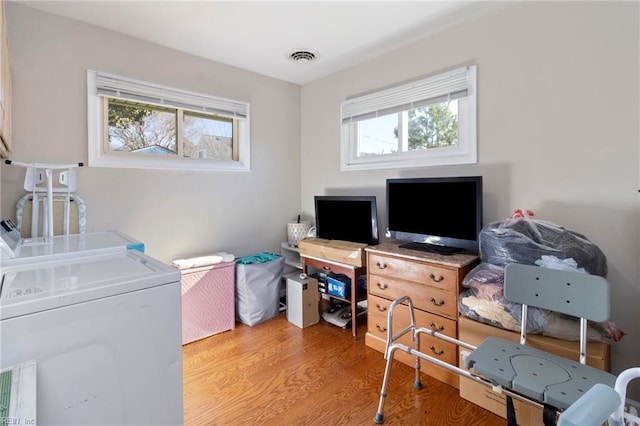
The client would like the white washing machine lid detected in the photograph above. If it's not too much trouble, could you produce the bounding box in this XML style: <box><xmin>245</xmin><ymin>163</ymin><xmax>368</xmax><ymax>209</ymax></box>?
<box><xmin>1</xmin><ymin>231</ymin><xmax>144</xmax><ymax>266</ymax></box>
<box><xmin>0</xmin><ymin>250</ymin><xmax>179</xmax><ymax>320</ymax></box>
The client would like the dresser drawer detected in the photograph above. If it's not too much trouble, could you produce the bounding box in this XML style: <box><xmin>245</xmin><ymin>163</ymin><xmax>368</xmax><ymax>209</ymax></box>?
<box><xmin>368</xmin><ymin>294</ymin><xmax>456</xmax><ymax>338</ymax></box>
<box><xmin>369</xmin><ymin>273</ymin><xmax>458</xmax><ymax>319</ymax></box>
<box><xmin>303</xmin><ymin>256</ymin><xmax>353</xmax><ymax>276</ymax></box>
<box><xmin>368</xmin><ymin>253</ymin><xmax>458</xmax><ymax>292</ymax></box>
<box><xmin>367</xmin><ymin>299</ymin><xmax>457</xmax><ymax>366</ymax></box>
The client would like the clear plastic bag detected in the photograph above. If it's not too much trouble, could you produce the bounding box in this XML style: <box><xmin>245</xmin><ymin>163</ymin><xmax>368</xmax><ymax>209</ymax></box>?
<box><xmin>479</xmin><ymin>214</ymin><xmax>607</xmax><ymax>277</ymax></box>
<box><xmin>458</xmin><ymin>261</ymin><xmax>625</xmax><ymax>343</ymax></box>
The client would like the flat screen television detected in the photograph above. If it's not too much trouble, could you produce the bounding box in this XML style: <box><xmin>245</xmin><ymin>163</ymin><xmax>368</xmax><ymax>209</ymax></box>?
<box><xmin>386</xmin><ymin>176</ymin><xmax>483</xmax><ymax>255</ymax></box>
<box><xmin>314</xmin><ymin>195</ymin><xmax>379</xmax><ymax>245</ymax></box>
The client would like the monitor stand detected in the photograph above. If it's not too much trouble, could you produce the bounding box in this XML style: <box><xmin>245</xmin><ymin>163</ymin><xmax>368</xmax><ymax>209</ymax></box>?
<box><xmin>399</xmin><ymin>241</ymin><xmax>462</xmax><ymax>256</ymax></box>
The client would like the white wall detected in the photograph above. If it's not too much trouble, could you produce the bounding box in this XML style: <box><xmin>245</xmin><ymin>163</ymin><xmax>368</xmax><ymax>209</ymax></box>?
<box><xmin>1</xmin><ymin>3</ymin><xmax>301</xmax><ymax>261</ymax></box>
<box><xmin>3</xmin><ymin>0</ymin><xmax>639</xmax><ymax>402</ymax></box>
<box><xmin>300</xmin><ymin>1</ymin><xmax>640</xmax><ymax>398</ymax></box>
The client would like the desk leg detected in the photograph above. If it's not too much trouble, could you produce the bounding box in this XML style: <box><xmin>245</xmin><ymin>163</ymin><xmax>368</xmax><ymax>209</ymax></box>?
<box><xmin>350</xmin><ymin>270</ymin><xmax>357</xmax><ymax>339</ymax></box>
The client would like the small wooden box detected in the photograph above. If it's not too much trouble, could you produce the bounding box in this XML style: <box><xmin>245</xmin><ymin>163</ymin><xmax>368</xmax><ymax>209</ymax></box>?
<box><xmin>298</xmin><ymin>238</ymin><xmax>367</xmax><ymax>267</ymax></box>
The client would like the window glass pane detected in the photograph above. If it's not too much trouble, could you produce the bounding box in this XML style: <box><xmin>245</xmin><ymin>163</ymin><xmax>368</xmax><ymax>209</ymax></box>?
<box><xmin>408</xmin><ymin>100</ymin><xmax>458</xmax><ymax>151</ymax></box>
<box><xmin>357</xmin><ymin>113</ymin><xmax>399</xmax><ymax>157</ymax></box>
<box><xmin>107</xmin><ymin>99</ymin><xmax>177</xmax><ymax>154</ymax></box>
<box><xmin>340</xmin><ymin>65</ymin><xmax>475</xmax><ymax>171</ymax></box>
<box><xmin>183</xmin><ymin>112</ymin><xmax>234</xmax><ymax>160</ymax></box>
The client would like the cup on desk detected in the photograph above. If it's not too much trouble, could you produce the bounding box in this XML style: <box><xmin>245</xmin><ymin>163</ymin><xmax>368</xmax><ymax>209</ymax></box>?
<box><xmin>287</xmin><ymin>221</ymin><xmax>311</xmax><ymax>247</ymax></box>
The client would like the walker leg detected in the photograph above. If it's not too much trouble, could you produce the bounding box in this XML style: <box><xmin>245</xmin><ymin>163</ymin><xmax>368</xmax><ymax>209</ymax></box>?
<box><xmin>374</xmin><ymin>346</ymin><xmax>398</xmax><ymax>424</ymax></box>
<box><xmin>413</xmin><ymin>360</ymin><xmax>423</xmax><ymax>389</ymax></box>
<box><xmin>414</xmin><ymin>334</ymin><xmax>423</xmax><ymax>389</ymax></box>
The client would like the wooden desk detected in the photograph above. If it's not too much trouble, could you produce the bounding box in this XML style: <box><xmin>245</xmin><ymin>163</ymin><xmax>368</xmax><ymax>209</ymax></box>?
<box><xmin>301</xmin><ymin>254</ymin><xmax>366</xmax><ymax>338</ymax></box>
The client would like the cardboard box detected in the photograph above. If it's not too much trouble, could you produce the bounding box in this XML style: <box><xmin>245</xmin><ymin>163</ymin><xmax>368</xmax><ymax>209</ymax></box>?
<box><xmin>286</xmin><ymin>276</ymin><xmax>320</xmax><ymax>329</ymax></box>
<box><xmin>458</xmin><ymin>316</ymin><xmax>610</xmax><ymax>369</ymax></box>
<box><xmin>298</xmin><ymin>238</ymin><xmax>367</xmax><ymax>267</ymax></box>
<box><xmin>458</xmin><ymin>360</ymin><xmax>546</xmax><ymax>426</ymax></box>
<box><xmin>458</xmin><ymin>316</ymin><xmax>610</xmax><ymax>424</ymax></box>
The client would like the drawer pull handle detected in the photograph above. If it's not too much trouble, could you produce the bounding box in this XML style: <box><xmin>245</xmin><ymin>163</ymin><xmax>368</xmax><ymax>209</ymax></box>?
<box><xmin>429</xmin><ymin>297</ymin><xmax>445</xmax><ymax>306</ymax></box>
<box><xmin>375</xmin><ymin>303</ymin><xmax>387</xmax><ymax>312</ymax></box>
<box><xmin>376</xmin><ymin>262</ymin><xmax>387</xmax><ymax>270</ymax></box>
<box><xmin>429</xmin><ymin>345</ymin><xmax>445</xmax><ymax>356</ymax></box>
<box><xmin>376</xmin><ymin>324</ymin><xmax>387</xmax><ymax>332</ymax></box>
<box><xmin>429</xmin><ymin>273</ymin><xmax>444</xmax><ymax>283</ymax></box>
<box><xmin>322</xmin><ymin>266</ymin><xmax>332</xmax><ymax>272</ymax></box>
<box><xmin>429</xmin><ymin>322</ymin><xmax>444</xmax><ymax>332</ymax></box>
<box><xmin>376</xmin><ymin>282</ymin><xmax>388</xmax><ymax>290</ymax></box>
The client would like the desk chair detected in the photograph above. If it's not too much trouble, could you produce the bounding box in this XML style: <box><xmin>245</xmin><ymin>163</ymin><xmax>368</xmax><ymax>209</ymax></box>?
<box><xmin>373</xmin><ymin>263</ymin><xmax>637</xmax><ymax>426</ymax></box>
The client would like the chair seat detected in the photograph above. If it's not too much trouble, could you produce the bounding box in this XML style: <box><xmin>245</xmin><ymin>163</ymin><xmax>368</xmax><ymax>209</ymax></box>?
<box><xmin>465</xmin><ymin>337</ymin><xmax>616</xmax><ymax>410</ymax></box>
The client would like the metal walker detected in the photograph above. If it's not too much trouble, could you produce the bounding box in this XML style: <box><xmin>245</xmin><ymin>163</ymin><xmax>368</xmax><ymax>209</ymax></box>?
<box><xmin>373</xmin><ymin>264</ymin><xmax>640</xmax><ymax>426</ymax></box>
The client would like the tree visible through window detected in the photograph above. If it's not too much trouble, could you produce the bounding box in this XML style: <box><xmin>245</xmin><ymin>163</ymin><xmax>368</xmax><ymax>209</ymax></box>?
<box><xmin>341</xmin><ymin>65</ymin><xmax>476</xmax><ymax>171</ymax></box>
<box><xmin>87</xmin><ymin>69</ymin><xmax>250</xmax><ymax>171</ymax></box>
<box><xmin>357</xmin><ymin>101</ymin><xmax>459</xmax><ymax>157</ymax></box>
<box><xmin>108</xmin><ymin>100</ymin><xmax>175</xmax><ymax>153</ymax></box>
<box><xmin>406</xmin><ymin>103</ymin><xmax>458</xmax><ymax>149</ymax></box>
<box><xmin>182</xmin><ymin>111</ymin><xmax>233</xmax><ymax>160</ymax></box>
<box><xmin>106</xmin><ymin>99</ymin><xmax>234</xmax><ymax>160</ymax></box>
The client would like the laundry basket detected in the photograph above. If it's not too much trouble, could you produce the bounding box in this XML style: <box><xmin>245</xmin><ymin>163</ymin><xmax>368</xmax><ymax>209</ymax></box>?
<box><xmin>235</xmin><ymin>253</ymin><xmax>284</xmax><ymax>326</ymax></box>
<box><xmin>172</xmin><ymin>254</ymin><xmax>236</xmax><ymax>345</ymax></box>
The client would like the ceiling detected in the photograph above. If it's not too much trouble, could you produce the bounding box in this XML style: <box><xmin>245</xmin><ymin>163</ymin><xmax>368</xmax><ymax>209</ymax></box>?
<box><xmin>16</xmin><ymin>1</ymin><xmax>502</xmax><ymax>85</ymax></box>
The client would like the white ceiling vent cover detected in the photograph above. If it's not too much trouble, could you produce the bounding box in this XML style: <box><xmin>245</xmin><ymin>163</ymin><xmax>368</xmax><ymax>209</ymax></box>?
<box><xmin>287</xmin><ymin>50</ymin><xmax>319</xmax><ymax>63</ymax></box>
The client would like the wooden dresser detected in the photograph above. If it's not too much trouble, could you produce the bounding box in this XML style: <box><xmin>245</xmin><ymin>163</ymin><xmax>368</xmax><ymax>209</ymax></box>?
<box><xmin>364</xmin><ymin>241</ymin><xmax>479</xmax><ymax>388</ymax></box>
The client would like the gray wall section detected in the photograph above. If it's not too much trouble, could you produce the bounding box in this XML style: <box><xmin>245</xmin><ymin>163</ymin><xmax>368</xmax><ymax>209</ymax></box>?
<box><xmin>300</xmin><ymin>1</ymin><xmax>640</xmax><ymax>400</ymax></box>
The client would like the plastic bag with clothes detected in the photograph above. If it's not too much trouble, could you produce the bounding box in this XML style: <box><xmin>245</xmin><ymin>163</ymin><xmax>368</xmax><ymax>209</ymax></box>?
<box><xmin>458</xmin><ymin>262</ymin><xmax>625</xmax><ymax>343</ymax></box>
<box><xmin>459</xmin><ymin>262</ymin><xmax>548</xmax><ymax>334</ymax></box>
<box><xmin>478</xmin><ymin>214</ymin><xmax>608</xmax><ymax>277</ymax></box>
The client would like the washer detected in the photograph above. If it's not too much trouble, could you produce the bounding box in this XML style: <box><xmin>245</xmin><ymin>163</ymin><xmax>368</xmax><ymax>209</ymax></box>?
<box><xmin>1</xmin><ymin>218</ymin><xmax>144</xmax><ymax>266</ymax></box>
<box><xmin>0</xmin><ymin>249</ymin><xmax>183</xmax><ymax>425</ymax></box>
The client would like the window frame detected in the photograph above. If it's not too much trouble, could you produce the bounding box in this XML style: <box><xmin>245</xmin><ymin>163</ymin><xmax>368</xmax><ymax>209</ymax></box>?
<box><xmin>87</xmin><ymin>70</ymin><xmax>250</xmax><ymax>172</ymax></box>
<box><xmin>340</xmin><ymin>65</ymin><xmax>477</xmax><ymax>171</ymax></box>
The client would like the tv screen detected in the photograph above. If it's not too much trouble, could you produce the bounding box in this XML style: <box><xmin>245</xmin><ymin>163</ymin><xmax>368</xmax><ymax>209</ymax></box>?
<box><xmin>314</xmin><ymin>196</ymin><xmax>379</xmax><ymax>245</ymax></box>
<box><xmin>386</xmin><ymin>176</ymin><xmax>482</xmax><ymax>254</ymax></box>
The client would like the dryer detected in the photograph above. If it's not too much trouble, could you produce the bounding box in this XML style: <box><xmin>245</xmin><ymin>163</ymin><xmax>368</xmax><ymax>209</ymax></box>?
<box><xmin>0</xmin><ymin>249</ymin><xmax>183</xmax><ymax>425</ymax></box>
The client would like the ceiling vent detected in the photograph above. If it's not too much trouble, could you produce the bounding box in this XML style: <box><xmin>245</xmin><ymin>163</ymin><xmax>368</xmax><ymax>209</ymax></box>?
<box><xmin>287</xmin><ymin>49</ymin><xmax>319</xmax><ymax>63</ymax></box>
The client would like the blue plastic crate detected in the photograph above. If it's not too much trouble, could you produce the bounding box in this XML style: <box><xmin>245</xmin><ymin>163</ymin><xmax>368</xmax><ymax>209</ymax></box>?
<box><xmin>327</xmin><ymin>275</ymin><xmax>351</xmax><ymax>299</ymax></box>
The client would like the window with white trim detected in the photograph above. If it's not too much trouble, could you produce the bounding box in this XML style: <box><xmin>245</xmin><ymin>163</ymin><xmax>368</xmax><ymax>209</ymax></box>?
<box><xmin>340</xmin><ymin>65</ymin><xmax>477</xmax><ymax>171</ymax></box>
<box><xmin>87</xmin><ymin>70</ymin><xmax>250</xmax><ymax>171</ymax></box>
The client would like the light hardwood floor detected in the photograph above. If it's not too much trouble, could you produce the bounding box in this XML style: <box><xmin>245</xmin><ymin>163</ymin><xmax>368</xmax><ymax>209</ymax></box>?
<box><xmin>182</xmin><ymin>312</ymin><xmax>505</xmax><ymax>425</ymax></box>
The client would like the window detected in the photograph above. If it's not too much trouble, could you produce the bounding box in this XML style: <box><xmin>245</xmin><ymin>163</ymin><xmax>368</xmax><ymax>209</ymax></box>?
<box><xmin>340</xmin><ymin>65</ymin><xmax>477</xmax><ymax>171</ymax></box>
<box><xmin>87</xmin><ymin>70</ymin><xmax>250</xmax><ymax>171</ymax></box>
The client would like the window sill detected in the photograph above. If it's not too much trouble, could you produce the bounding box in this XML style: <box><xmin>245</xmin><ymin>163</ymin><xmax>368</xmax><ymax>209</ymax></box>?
<box><xmin>88</xmin><ymin>154</ymin><xmax>250</xmax><ymax>172</ymax></box>
<box><xmin>340</xmin><ymin>146</ymin><xmax>477</xmax><ymax>171</ymax></box>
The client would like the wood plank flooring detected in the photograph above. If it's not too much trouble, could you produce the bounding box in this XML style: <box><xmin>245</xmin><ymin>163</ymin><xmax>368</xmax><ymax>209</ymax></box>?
<box><xmin>182</xmin><ymin>312</ymin><xmax>506</xmax><ymax>425</ymax></box>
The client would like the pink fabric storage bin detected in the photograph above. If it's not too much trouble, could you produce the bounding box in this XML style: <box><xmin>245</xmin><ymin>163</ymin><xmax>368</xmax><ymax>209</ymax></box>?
<box><xmin>180</xmin><ymin>260</ymin><xmax>235</xmax><ymax>344</ymax></box>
